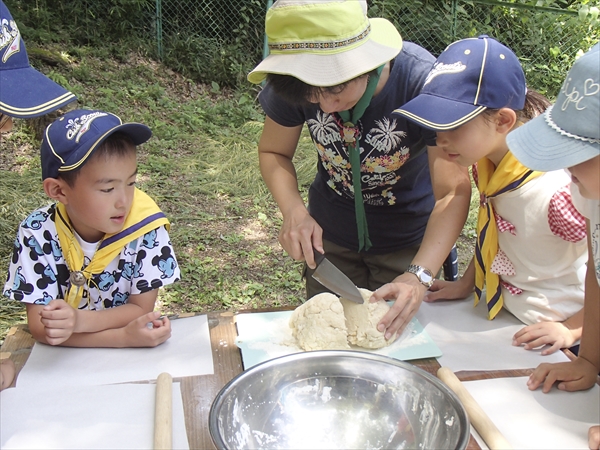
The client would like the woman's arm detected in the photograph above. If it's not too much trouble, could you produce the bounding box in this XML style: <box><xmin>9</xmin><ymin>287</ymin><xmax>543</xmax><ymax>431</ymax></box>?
<box><xmin>372</xmin><ymin>147</ymin><xmax>472</xmax><ymax>338</ymax></box>
<box><xmin>412</xmin><ymin>146</ymin><xmax>472</xmax><ymax>274</ymax></box>
<box><xmin>258</xmin><ymin>117</ymin><xmax>323</xmax><ymax>266</ymax></box>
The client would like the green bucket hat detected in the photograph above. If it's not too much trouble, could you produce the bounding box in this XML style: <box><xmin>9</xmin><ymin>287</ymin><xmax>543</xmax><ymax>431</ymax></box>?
<box><xmin>248</xmin><ymin>0</ymin><xmax>403</xmax><ymax>86</ymax></box>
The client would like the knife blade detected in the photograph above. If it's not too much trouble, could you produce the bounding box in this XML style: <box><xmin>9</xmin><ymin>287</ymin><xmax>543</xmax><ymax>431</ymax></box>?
<box><xmin>311</xmin><ymin>249</ymin><xmax>364</xmax><ymax>304</ymax></box>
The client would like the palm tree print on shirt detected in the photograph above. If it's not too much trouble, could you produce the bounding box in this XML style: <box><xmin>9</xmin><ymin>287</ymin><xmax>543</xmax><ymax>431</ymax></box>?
<box><xmin>307</xmin><ymin>113</ymin><xmax>412</xmax><ymax>206</ymax></box>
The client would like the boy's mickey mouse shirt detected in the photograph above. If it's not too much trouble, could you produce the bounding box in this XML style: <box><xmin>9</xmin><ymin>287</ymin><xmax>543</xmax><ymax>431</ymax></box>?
<box><xmin>3</xmin><ymin>204</ymin><xmax>180</xmax><ymax>309</ymax></box>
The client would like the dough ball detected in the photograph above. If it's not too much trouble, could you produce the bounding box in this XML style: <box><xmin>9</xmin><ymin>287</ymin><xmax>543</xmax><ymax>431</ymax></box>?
<box><xmin>289</xmin><ymin>292</ymin><xmax>350</xmax><ymax>351</ymax></box>
<box><xmin>341</xmin><ymin>288</ymin><xmax>394</xmax><ymax>349</ymax></box>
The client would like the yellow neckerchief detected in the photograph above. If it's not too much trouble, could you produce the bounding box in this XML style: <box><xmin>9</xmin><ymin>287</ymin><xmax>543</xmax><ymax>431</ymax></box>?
<box><xmin>474</xmin><ymin>152</ymin><xmax>542</xmax><ymax>319</ymax></box>
<box><xmin>55</xmin><ymin>188</ymin><xmax>170</xmax><ymax>308</ymax></box>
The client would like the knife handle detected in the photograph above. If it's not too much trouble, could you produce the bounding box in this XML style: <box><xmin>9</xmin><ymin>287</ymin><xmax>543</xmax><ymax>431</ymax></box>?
<box><xmin>312</xmin><ymin>247</ymin><xmax>325</xmax><ymax>265</ymax></box>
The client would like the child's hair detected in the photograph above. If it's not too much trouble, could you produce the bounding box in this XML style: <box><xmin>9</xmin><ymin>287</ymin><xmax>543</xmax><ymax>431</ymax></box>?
<box><xmin>483</xmin><ymin>89</ymin><xmax>551</xmax><ymax>125</ymax></box>
<box><xmin>58</xmin><ymin>132</ymin><xmax>136</xmax><ymax>187</ymax></box>
<box><xmin>266</xmin><ymin>68</ymin><xmax>378</xmax><ymax>106</ymax></box>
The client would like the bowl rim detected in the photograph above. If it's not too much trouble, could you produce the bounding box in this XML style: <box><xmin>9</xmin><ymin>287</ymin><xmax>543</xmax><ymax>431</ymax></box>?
<box><xmin>208</xmin><ymin>350</ymin><xmax>470</xmax><ymax>450</ymax></box>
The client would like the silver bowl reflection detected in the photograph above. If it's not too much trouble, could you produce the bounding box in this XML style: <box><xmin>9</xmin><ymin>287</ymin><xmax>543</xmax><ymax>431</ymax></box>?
<box><xmin>209</xmin><ymin>351</ymin><xmax>469</xmax><ymax>449</ymax></box>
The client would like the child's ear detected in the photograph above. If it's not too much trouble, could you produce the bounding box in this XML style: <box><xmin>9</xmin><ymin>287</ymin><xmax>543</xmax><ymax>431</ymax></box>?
<box><xmin>496</xmin><ymin>108</ymin><xmax>517</xmax><ymax>134</ymax></box>
<box><xmin>43</xmin><ymin>178</ymin><xmax>69</xmax><ymax>204</ymax></box>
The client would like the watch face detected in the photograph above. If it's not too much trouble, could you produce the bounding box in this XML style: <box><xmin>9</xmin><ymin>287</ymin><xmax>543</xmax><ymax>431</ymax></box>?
<box><xmin>420</xmin><ymin>271</ymin><xmax>433</xmax><ymax>284</ymax></box>
<box><xmin>408</xmin><ymin>265</ymin><xmax>434</xmax><ymax>287</ymax></box>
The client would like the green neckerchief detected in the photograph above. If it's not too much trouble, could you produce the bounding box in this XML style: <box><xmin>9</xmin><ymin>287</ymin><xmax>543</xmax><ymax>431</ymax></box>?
<box><xmin>338</xmin><ymin>64</ymin><xmax>384</xmax><ymax>252</ymax></box>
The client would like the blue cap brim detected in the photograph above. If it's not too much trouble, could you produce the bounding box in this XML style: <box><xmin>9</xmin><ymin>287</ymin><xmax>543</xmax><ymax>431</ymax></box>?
<box><xmin>109</xmin><ymin>123</ymin><xmax>153</xmax><ymax>146</ymax></box>
<box><xmin>59</xmin><ymin>122</ymin><xmax>152</xmax><ymax>172</ymax></box>
<box><xmin>507</xmin><ymin>112</ymin><xmax>600</xmax><ymax>172</ymax></box>
<box><xmin>393</xmin><ymin>93</ymin><xmax>487</xmax><ymax>131</ymax></box>
<box><xmin>0</xmin><ymin>66</ymin><xmax>77</xmax><ymax>118</ymax></box>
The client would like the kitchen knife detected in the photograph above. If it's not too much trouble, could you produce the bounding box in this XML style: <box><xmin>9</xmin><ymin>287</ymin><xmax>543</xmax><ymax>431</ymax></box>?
<box><xmin>311</xmin><ymin>248</ymin><xmax>364</xmax><ymax>304</ymax></box>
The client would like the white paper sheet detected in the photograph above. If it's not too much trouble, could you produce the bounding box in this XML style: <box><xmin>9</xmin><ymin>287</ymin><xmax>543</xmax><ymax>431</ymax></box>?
<box><xmin>16</xmin><ymin>315</ymin><xmax>213</xmax><ymax>387</ymax></box>
<box><xmin>464</xmin><ymin>377</ymin><xmax>599</xmax><ymax>450</ymax></box>
<box><xmin>415</xmin><ymin>295</ymin><xmax>569</xmax><ymax>371</ymax></box>
<box><xmin>1</xmin><ymin>383</ymin><xmax>189</xmax><ymax>449</ymax></box>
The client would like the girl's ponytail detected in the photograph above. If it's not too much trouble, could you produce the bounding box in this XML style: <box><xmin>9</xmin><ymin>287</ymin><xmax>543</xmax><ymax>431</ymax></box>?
<box><xmin>518</xmin><ymin>89</ymin><xmax>551</xmax><ymax>122</ymax></box>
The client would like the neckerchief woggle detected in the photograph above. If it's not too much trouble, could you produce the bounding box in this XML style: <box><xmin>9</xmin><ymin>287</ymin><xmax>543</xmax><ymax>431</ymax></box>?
<box><xmin>338</xmin><ymin>64</ymin><xmax>384</xmax><ymax>252</ymax></box>
<box><xmin>474</xmin><ymin>153</ymin><xmax>542</xmax><ymax>319</ymax></box>
<box><xmin>55</xmin><ymin>188</ymin><xmax>170</xmax><ymax>308</ymax></box>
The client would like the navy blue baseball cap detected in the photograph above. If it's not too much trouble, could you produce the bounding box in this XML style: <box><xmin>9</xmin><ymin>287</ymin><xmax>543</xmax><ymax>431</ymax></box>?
<box><xmin>393</xmin><ymin>35</ymin><xmax>526</xmax><ymax>131</ymax></box>
<box><xmin>0</xmin><ymin>1</ymin><xmax>77</xmax><ymax>118</ymax></box>
<box><xmin>41</xmin><ymin>109</ymin><xmax>152</xmax><ymax>180</ymax></box>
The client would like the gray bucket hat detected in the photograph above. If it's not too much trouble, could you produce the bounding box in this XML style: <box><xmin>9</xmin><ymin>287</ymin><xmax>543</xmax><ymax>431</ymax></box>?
<box><xmin>506</xmin><ymin>42</ymin><xmax>600</xmax><ymax>171</ymax></box>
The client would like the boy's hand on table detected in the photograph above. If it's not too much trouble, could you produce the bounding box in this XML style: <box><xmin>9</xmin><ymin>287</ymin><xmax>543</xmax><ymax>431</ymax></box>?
<box><xmin>39</xmin><ymin>299</ymin><xmax>77</xmax><ymax>345</ymax></box>
<box><xmin>527</xmin><ymin>357</ymin><xmax>598</xmax><ymax>393</ymax></box>
<box><xmin>513</xmin><ymin>322</ymin><xmax>577</xmax><ymax>355</ymax></box>
<box><xmin>123</xmin><ymin>311</ymin><xmax>171</xmax><ymax>347</ymax></box>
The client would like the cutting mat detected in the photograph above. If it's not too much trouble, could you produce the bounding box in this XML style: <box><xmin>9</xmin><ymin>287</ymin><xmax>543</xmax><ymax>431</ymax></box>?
<box><xmin>235</xmin><ymin>308</ymin><xmax>442</xmax><ymax>369</ymax></box>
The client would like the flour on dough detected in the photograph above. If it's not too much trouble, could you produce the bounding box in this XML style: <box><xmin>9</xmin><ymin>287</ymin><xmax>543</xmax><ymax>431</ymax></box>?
<box><xmin>289</xmin><ymin>292</ymin><xmax>350</xmax><ymax>351</ymax></box>
<box><xmin>341</xmin><ymin>288</ymin><xmax>393</xmax><ymax>349</ymax></box>
<box><xmin>289</xmin><ymin>289</ymin><xmax>393</xmax><ymax>351</ymax></box>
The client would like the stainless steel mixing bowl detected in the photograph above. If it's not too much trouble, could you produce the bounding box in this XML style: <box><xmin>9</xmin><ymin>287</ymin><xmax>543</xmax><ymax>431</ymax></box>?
<box><xmin>209</xmin><ymin>351</ymin><xmax>469</xmax><ymax>449</ymax></box>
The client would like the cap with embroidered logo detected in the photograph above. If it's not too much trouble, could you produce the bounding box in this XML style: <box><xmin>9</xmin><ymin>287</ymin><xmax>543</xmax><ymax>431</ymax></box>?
<box><xmin>507</xmin><ymin>42</ymin><xmax>600</xmax><ymax>172</ymax></box>
<box><xmin>41</xmin><ymin>109</ymin><xmax>152</xmax><ymax>180</ymax></box>
<box><xmin>0</xmin><ymin>1</ymin><xmax>77</xmax><ymax>118</ymax></box>
<box><xmin>247</xmin><ymin>0</ymin><xmax>402</xmax><ymax>86</ymax></box>
<box><xmin>393</xmin><ymin>35</ymin><xmax>526</xmax><ymax>131</ymax></box>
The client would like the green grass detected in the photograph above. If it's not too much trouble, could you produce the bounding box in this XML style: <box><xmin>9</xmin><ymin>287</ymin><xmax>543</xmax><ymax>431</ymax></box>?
<box><xmin>0</xmin><ymin>46</ymin><xmax>478</xmax><ymax>344</ymax></box>
<box><xmin>0</xmin><ymin>49</ymin><xmax>319</xmax><ymax>343</ymax></box>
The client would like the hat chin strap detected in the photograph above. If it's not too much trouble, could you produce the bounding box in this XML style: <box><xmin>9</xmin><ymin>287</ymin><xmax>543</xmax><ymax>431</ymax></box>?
<box><xmin>338</xmin><ymin>64</ymin><xmax>385</xmax><ymax>252</ymax></box>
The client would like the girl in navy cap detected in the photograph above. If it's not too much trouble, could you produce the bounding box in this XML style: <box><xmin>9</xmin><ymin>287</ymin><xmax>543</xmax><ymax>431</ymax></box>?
<box><xmin>395</xmin><ymin>36</ymin><xmax>588</xmax><ymax>356</ymax></box>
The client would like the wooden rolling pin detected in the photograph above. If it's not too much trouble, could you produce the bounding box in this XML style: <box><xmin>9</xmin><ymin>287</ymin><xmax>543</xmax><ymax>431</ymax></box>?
<box><xmin>437</xmin><ymin>367</ymin><xmax>512</xmax><ymax>450</ymax></box>
<box><xmin>154</xmin><ymin>372</ymin><xmax>173</xmax><ymax>450</ymax></box>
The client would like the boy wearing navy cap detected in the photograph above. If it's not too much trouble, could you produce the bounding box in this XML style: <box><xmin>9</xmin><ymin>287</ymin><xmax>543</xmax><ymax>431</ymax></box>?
<box><xmin>3</xmin><ymin>109</ymin><xmax>180</xmax><ymax>348</ymax></box>
<box><xmin>0</xmin><ymin>0</ymin><xmax>76</xmax><ymax>132</ymax></box>
<box><xmin>394</xmin><ymin>36</ymin><xmax>588</xmax><ymax>355</ymax></box>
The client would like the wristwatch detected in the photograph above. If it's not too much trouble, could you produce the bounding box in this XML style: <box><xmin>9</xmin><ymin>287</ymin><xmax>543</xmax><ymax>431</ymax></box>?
<box><xmin>406</xmin><ymin>264</ymin><xmax>434</xmax><ymax>288</ymax></box>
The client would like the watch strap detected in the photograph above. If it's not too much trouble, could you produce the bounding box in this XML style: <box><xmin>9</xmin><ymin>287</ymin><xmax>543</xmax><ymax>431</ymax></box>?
<box><xmin>407</xmin><ymin>264</ymin><xmax>434</xmax><ymax>288</ymax></box>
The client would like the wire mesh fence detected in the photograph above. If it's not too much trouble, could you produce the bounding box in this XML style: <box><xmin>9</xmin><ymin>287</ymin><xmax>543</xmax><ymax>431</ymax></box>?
<box><xmin>11</xmin><ymin>0</ymin><xmax>599</xmax><ymax>95</ymax></box>
<box><xmin>379</xmin><ymin>0</ymin><xmax>598</xmax><ymax>97</ymax></box>
<box><xmin>153</xmin><ymin>0</ymin><xmax>598</xmax><ymax>96</ymax></box>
